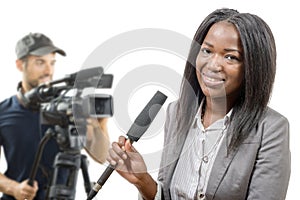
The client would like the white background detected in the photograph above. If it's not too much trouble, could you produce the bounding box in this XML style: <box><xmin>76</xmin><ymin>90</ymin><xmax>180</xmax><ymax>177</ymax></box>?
<box><xmin>0</xmin><ymin>0</ymin><xmax>298</xmax><ymax>199</ymax></box>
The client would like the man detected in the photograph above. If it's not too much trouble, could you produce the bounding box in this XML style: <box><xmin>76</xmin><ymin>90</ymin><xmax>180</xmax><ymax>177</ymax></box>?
<box><xmin>0</xmin><ymin>33</ymin><xmax>109</xmax><ymax>200</ymax></box>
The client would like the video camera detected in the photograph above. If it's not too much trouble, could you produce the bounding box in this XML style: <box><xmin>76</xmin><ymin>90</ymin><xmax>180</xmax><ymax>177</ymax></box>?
<box><xmin>22</xmin><ymin>66</ymin><xmax>114</xmax><ymax>151</ymax></box>
<box><xmin>25</xmin><ymin>66</ymin><xmax>114</xmax><ymax>199</ymax></box>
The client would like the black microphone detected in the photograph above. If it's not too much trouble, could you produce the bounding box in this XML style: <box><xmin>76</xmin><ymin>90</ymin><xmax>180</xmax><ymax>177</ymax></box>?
<box><xmin>21</xmin><ymin>84</ymin><xmax>60</xmax><ymax>110</ymax></box>
<box><xmin>22</xmin><ymin>67</ymin><xmax>104</xmax><ymax>107</ymax></box>
<box><xmin>87</xmin><ymin>90</ymin><xmax>168</xmax><ymax>200</ymax></box>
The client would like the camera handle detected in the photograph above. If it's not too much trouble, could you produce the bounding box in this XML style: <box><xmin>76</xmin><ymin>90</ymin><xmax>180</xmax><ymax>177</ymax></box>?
<box><xmin>28</xmin><ymin>128</ymin><xmax>54</xmax><ymax>186</ymax></box>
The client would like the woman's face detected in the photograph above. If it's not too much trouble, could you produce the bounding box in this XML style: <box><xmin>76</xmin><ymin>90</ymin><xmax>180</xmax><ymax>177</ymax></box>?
<box><xmin>196</xmin><ymin>21</ymin><xmax>244</xmax><ymax>100</ymax></box>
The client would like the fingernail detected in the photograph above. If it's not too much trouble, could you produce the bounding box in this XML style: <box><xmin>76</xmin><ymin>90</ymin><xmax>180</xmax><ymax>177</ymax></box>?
<box><xmin>111</xmin><ymin>160</ymin><xmax>117</xmax><ymax>166</ymax></box>
<box><xmin>118</xmin><ymin>159</ymin><xmax>124</xmax><ymax>165</ymax></box>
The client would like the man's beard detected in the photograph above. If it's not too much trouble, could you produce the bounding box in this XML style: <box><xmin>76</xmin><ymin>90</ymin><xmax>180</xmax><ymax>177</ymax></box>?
<box><xmin>28</xmin><ymin>75</ymin><xmax>52</xmax><ymax>90</ymax></box>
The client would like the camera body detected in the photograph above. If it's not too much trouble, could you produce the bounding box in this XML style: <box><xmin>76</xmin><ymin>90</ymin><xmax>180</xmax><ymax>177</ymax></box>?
<box><xmin>23</xmin><ymin>66</ymin><xmax>113</xmax><ymax>150</ymax></box>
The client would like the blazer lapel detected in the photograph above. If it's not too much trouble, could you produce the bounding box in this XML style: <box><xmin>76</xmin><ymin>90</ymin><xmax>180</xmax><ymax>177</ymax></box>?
<box><xmin>205</xmin><ymin>136</ymin><xmax>239</xmax><ymax>200</ymax></box>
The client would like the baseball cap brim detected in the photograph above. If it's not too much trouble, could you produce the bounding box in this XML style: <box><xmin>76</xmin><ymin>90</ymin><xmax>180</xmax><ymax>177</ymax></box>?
<box><xmin>29</xmin><ymin>46</ymin><xmax>66</xmax><ymax>57</ymax></box>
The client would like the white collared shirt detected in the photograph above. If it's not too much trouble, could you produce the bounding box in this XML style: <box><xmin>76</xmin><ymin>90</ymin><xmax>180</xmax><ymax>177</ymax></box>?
<box><xmin>169</xmin><ymin>103</ymin><xmax>231</xmax><ymax>200</ymax></box>
<box><xmin>138</xmin><ymin>102</ymin><xmax>232</xmax><ymax>200</ymax></box>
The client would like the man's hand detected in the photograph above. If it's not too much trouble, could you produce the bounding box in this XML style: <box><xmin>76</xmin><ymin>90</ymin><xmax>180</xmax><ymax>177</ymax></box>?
<box><xmin>13</xmin><ymin>179</ymin><xmax>38</xmax><ymax>200</ymax></box>
<box><xmin>85</xmin><ymin>118</ymin><xmax>110</xmax><ymax>163</ymax></box>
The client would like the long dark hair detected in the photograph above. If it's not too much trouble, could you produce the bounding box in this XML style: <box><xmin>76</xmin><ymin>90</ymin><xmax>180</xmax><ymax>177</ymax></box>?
<box><xmin>177</xmin><ymin>8</ymin><xmax>276</xmax><ymax>151</ymax></box>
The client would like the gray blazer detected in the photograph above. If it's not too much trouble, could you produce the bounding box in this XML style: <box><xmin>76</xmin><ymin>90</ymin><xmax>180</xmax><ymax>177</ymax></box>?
<box><xmin>157</xmin><ymin>102</ymin><xmax>290</xmax><ymax>200</ymax></box>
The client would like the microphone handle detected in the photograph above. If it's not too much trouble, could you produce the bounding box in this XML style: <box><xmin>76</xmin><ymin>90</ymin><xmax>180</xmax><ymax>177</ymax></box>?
<box><xmin>96</xmin><ymin>164</ymin><xmax>115</xmax><ymax>188</ymax></box>
<box><xmin>86</xmin><ymin>164</ymin><xmax>114</xmax><ymax>200</ymax></box>
<box><xmin>87</xmin><ymin>139</ymin><xmax>133</xmax><ymax>200</ymax></box>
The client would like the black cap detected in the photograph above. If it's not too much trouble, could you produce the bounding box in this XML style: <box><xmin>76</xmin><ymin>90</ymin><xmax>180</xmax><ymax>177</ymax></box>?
<box><xmin>15</xmin><ymin>33</ymin><xmax>66</xmax><ymax>59</ymax></box>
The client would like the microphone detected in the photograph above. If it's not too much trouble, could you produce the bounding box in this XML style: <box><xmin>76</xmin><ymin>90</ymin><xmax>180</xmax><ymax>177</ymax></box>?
<box><xmin>20</xmin><ymin>84</ymin><xmax>60</xmax><ymax>110</ymax></box>
<box><xmin>86</xmin><ymin>90</ymin><xmax>168</xmax><ymax>200</ymax></box>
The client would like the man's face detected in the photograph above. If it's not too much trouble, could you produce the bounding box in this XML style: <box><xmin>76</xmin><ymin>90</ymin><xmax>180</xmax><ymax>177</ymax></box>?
<box><xmin>19</xmin><ymin>53</ymin><xmax>56</xmax><ymax>92</ymax></box>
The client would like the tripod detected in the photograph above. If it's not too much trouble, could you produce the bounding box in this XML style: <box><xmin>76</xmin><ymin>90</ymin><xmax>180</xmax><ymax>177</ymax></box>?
<box><xmin>28</xmin><ymin>126</ymin><xmax>93</xmax><ymax>200</ymax></box>
<box><xmin>47</xmin><ymin>151</ymin><xmax>91</xmax><ymax>199</ymax></box>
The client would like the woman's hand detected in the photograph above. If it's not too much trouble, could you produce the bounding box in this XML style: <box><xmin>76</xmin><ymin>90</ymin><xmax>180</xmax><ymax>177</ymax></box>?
<box><xmin>106</xmin><ymin>136</ymin><xmax>158</xmax><ymax>199</ymax></box>
<box><xmin>107</xmin><ymin>136</ymin><xmax>147</xmax><ymax>184</ymax></box>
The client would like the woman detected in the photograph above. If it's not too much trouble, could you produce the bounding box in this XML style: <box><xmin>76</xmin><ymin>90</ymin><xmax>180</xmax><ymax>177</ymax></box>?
<box><xmin>107</xmin><ymin>8</ymin><xmax>290</xmax><ymax>199</ymax></box>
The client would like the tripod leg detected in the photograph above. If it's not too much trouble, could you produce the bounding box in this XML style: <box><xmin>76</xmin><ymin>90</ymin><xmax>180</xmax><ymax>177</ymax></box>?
<box><xmin>47</xmin><ymin>152</ymin><xmax>81</xmax><ymax>200</ymax></box>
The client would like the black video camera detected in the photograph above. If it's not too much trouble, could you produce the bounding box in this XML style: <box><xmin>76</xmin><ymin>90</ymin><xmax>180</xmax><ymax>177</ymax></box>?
<box><xmin>22</xmin><ymin>66</ymin><xmax>113</xmax><ymax>150</ymax></box>
<box><xmin>25</xmin><ymin>67</ymin><xmax>114</xmax><ymax>199</ymax></box>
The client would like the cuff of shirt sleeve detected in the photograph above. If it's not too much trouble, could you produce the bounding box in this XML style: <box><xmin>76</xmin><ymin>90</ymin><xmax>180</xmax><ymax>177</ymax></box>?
<box><xmin>138</xmin><ymin>181</ymin><xmax>162</xmax><ymax>200</ymax></box>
